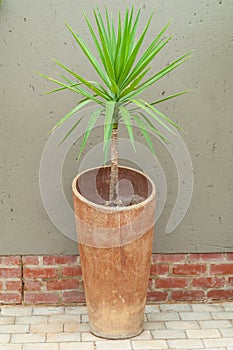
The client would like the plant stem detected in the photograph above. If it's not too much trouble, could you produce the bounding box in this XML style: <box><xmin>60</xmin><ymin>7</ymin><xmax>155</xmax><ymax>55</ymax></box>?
<box><xmin>109</xmin><ymin>123</ymin><xmax>119</xmax><ymax>203</ymax></box>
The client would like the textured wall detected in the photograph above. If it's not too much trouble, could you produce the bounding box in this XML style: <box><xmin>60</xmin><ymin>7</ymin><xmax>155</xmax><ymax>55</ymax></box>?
<box><xmin>0</xmin><ymin>0</ymin><xmax>233</xmax><ymax>254</ymax></box>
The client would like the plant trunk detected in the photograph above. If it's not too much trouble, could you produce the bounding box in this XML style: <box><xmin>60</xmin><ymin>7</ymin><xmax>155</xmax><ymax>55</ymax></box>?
<box><xmin>109</xmin><ymin>123</ymin><xmax>119</xmax><ymax>203</ymax></box>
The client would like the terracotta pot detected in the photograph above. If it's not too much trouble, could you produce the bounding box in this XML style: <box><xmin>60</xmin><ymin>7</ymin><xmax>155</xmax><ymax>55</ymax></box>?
<box><xmin>72</xmin><ymin>166</ymin><xmax>156</xmax><ymax>339</ymax></box>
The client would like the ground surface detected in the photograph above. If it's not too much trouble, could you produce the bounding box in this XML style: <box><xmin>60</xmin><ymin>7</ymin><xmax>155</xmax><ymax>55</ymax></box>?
<box><xmin>0</xmin><ymin>302</ymin><xmax>233</xmax><ymax>349</ymax></box>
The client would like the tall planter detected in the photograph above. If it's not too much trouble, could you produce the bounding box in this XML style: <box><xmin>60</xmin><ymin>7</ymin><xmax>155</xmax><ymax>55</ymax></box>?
<box><xmin>72</xmin><ymin>166</ymin><xmax>156</xmax><ymax>339</ymax></box>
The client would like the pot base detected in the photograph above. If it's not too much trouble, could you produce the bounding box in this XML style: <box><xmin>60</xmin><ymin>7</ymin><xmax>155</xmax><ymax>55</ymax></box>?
<box><xmin>91</xmin><ymin>327</ymin><xmax>144</xmax><ymax>340</ymax></box>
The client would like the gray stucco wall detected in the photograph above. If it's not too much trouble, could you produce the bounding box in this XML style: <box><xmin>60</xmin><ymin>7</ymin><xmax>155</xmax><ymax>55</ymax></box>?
<box><xmin>0</xmin><ymin>0</ymin><xmax>232</xmax><ymax>254</ymax></box>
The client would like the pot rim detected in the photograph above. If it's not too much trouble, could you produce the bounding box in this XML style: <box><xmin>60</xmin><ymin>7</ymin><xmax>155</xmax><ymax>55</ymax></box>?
<box><xmin>72</xmin><ymin>165</ymin><xmax>156</xmax><ymax>212</ymax></box>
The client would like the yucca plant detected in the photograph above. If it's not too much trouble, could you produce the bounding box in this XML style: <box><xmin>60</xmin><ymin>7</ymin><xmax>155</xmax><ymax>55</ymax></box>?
<box><xmin>40</xmin><ymin>6</ymin><xmax>191</xmax><ymax>206</ymax></box>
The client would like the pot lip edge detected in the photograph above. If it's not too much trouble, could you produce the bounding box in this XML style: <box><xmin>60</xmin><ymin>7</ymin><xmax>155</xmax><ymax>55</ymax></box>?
<box><xmin>72</xmin><ymin>165</ymin><xmax>156</xmax><ymax>212</ymax></box>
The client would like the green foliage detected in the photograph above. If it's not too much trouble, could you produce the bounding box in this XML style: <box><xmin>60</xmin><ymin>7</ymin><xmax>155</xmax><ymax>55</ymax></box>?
<box><xmin>40</xmin><ymin>6</ymin><xmax>191</xmax><ymax>157</ymax></box>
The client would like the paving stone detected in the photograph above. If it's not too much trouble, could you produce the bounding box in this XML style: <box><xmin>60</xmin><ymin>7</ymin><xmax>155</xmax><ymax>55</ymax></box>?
<box><xmin>192</xmin><ymin>303</ymin><xmax>224</xmax><ymax>312</ymax></box>
<box><xmin>47</xmin><ymin>332</ymin><xmax>81</xmax><ymax>342</ymax></box>
<box><xmin>160</xmin><ymin>303</ymin><xmax>192</xmax><ymax>312</ymax></box>
<box><xmin>65</xmin><ymin>306</ymin><xmax>88</xmax><ymax>315</ymax></box>
<box><xmin>60</xmin><ymin>343</ymin><xmax>95</xmax><ymax>350</ymax></box>
<box><xmin>199</xmin><ymin>320</ymin><xmax>232</xmax><ymax>329</ymax></box>
<box><xmin>221</xmin><ymin>328</ymin><xmax>233</xmax><ymax>337</ymax></box>
<box><xmin>204</xmin><ymin>338</ymin><xmax>233</xmax><ymax>347</ymax></box>
<box><xmin>186</xmin><ymin>328</ymin><xmax>221</xmax><ymax>338</ymax></box>
<box><xmin>48</xmin><ymin>315</ymin><xmax>81</xmax><ymax>324</ymax></box>
<box><xmin>180</xmin><ymin>312</ymin><xmax>211</xmax><ymax>320</ymax></box>
<box><xmin>81</xmin><ymin>332</ymin><xmax>100</xmax><ymax>341</ymax></box>
<box><xmin>1</xmin><ymin>307</ymin><xmax>32</xmax><ymax>316</ymax></box>
<box><xmin>96</xmin><ymin>340</ymin><xmax>132</xmax><ymax>350</ymax></box>
<box><xmin>223</xmin><ymin>302</ymin><xmax>233</xmax><ymax>311</ymax></box>
<box><xmin>0</xmin><ymin>334</ymin><xmax>10</xmax><ymax>343</ymax></box>
<box><xmin>30</xmin><ymin>323</ymin><xmax>63</xmax><ymax>333</ymax></box>
<box><xmin>167</xmin><ymin>339</ymin><xmax>204</xmax><ymax>349</ymax></box>
<box><xmin>145</xmin><ymin>305</ymin><xmax>160</xmax><ymax>313</ymax></box>
<box><xmin>144</xmin><ymin>321</ymin><xmax>165</xmax><ymax>330</ymax></box>
<box><xmin>0</xmin><ymin>325</ymin><xmax>29</xmax><ymax>333</ymax></box>
<box><xmin>0</xmin><ymin>316</ymin><xmax>15</xmax><ymax>324</ymax></box>
<box><xmin>212</xmin><ymin>312</ymin><xmax>233</xmax><ymax>320</ymax></box>
<box><xmin>147</xmin><ymin>312</ymin><xmax>179</xmax><ymax>321</ymax></box>
<box><xmin>33</xmin><ymin>307</ymin><xmax>64</xmax><ymax>316</ymax></box>
<box><xmin>15</xmin><ymin>316</ymin><xmax>48</xmax><ymax>325</ymax></box>
<box><xmin>11</xmin><ymin>333</ymin><xmax>45</xmax><ymax>343</ymax></box>
<box><xmin>0</xmin><ymin>346</ymin><xmax>23</xmax><ymax>350</ymax></box>
<box><xmin>132</xmin><ymin>330</ymin><xmax>152</xmax><ymax>340</ymax></box>
<box><xmin>152</xmin><ymin>329</ymin><xmax>186</xmax><ymax>339</ymax></box>
<box><xmin>131</xmin><ymin>339</ymin><xmax>168</xmax><ymax>349</ymax></box>
<box><xmin>81</xmin><ymin>314</ymin><xmax>89</xmax><ymax>323</ymax></box>
<box><xmin>23</xmin><ymin>344</ymin><xmax>58</xmax><ymax>350</ymax></box>
<box><xmin>166</xmin><ymin>320</ymin><xmax>200</xmax><ymax>330</ymax></box>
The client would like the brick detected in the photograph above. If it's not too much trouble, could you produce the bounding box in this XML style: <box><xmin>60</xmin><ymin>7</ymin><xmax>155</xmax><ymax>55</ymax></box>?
<box><xmin>0</xmin><ymin>268</ymin><xmax>21</xmax><ymax>278</ymax></box>
<box><xmin>131</xmin><ymin>340</ymin><xmax>168</xmax><ymax>349</ymax></box>
<box><xmin>153</xmin><ymin>254</ymin><xmax>186</xmax><ymax>263</ymax></box>
<box><xmin>156</xmin><ymin>277</ymin><xmax>188</xmax><ymax>288</ymax></box>
<box><xmin>22</xmin><ymin>256</ymin><xmax>39</xmax><ymax>265</ymax></box>
<box><xmin>5</xmin><ymin>281</ymin><xmax>22</xmax><ymax>291</ymax></box>
<box><xmin>24</xmin><ymin>292</ymin><xmax>60</xmax><ymax>304</ymax></box>
<box><xmin>171</xmin><ymin>290</ymin><xmax>205</xmax><ymax>301</ymax></box>
<box><xmin>23</xmin><ymin>268</ymin><xmax>57</xmax><ymax>279</ymax></box>
<box><xmin>192</xmin><ymin>277</ymin><xmax>225</xmax><ymax>288</ymax></box>
<box><xmin>146</xmin><ymin>291</ymin><xmax>168</xmax><ymax>302</ymax></box>
<box><xmin>226</xmin><ymin>253</ymin><xmax>233</xmax><ymax>261</ymax></box>
<box><xmin>43</xmin><ymin>256</ymin><xmax>77</xmax><ymax>265</ymax></box>
<box><xmin>0</xmin><ymin>281</ymin><xmax>2</xmax><ymax>289</ymax></box>
<box><xmin>62</xmin><ymin>266</ymin><xmax>82</xmax><ymax>277</ymax></box>
<box><xmin>173</xmin><ymin>264</ymin><xmax>206</xmax><ymax>275</ymax></box>
<box><xmin>144</xmin><ymin>321</ymin><xmax>165</xmax><ymax>330</ymax></box>
<box><xmin>228</xmin><ymin>277</ymin><xmax>233</xmax><ymax>286</ymax></box>
<box><xmin>0</xmin><ymin>293</ymin><xmax>21</xmax><ymax>304</ymax></box>
<box><xmin>46</xmin><ymin>279</ymin><xmax>79</xmax><ymax>291</ymax></box>
<box><xmin>145</xmin><ymin>305</ymin><xmax>160</xmax><ymax>313</ymax></box>
<box><xmin>2</xmin><ymin>256</ymin><xmax>21</xmax><ymax>265</ymax></box>
<box><xmin>190</xmin><ymin>253</ymin><xmax>224</xmax><ymax>262</ymax></box>
<box><xmin>62</xmin><ymin>290</ymin><xmax>85</xmax><ymax>303</ymax></box>
<box><xmin>210</xmin><ymin>263</ymin><xmax>233</xmax><ymax>275</ymax></box>
<box><xmin>207</xmin><ymin>289</ymin><xmax>233</xmax><ymax>300</ymax></box>
<box><xmin>220</xmin><ymin>328</ymin><xmax>233</xmax><ymax>337</ymax></box>
<box><xmin>186</xmin><ymin>328</ymin><xmax>221</xmax><ymax>338</ymax></box>
<box><xmin>150</xmin><ymin>264</ymin><xmax>169</xmax><ymax>275</ymax></box>
<box><xmin>24</xmin><ymin>281</ymin><xmax>42</xmax><ymax>291</ymax></box>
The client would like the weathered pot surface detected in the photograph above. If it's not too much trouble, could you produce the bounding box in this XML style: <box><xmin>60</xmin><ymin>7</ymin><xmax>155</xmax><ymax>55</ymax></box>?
<box><xmin>72</xmin><ymin>166</ymin><xmax>156</xmax><ymax>339</ymax></box>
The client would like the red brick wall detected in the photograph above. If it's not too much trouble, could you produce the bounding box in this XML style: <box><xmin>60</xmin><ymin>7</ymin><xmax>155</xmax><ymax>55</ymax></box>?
<box><xmin>1</xmin><ymin>253</ymin><xmax>233</xmax><ymax>305</ymax></box>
